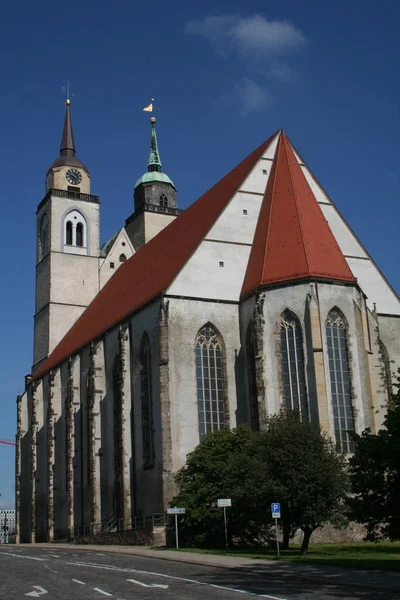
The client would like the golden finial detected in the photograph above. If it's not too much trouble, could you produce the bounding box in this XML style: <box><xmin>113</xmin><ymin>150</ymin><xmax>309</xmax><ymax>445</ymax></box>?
<box><xmin>150</xmin><ymin>116</ymin><xmax>156</xmax><ymax>124</ymax></box>
<box><xmin>62</xmin><ymin>80</ymin><xmax>72</xmax><ymax>105</ymax></box>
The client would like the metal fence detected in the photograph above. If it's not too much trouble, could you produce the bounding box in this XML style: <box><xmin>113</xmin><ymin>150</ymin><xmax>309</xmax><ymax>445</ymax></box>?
<box><xmin>74</xmin><ymin>513</ymin><xmax>165</xmax><ymax>538</ymax></box>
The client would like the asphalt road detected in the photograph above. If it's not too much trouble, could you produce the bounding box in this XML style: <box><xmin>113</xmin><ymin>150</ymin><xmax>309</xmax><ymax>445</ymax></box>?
<box><xmin>0</xmin><ymin>545</ymin><xmax>398</xmax><ymax>600</ymax></box>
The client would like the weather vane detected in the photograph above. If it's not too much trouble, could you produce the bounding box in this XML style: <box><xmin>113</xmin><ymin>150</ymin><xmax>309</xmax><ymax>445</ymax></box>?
<box><xmin>61</xmin><ymin>80</ymin><xmax>74</xmax><ymax>105</ymax></box>
<box><xmin>143</xmin><ymin>98</ymin><xmax>160</xmax><ymax>114</ymax></box>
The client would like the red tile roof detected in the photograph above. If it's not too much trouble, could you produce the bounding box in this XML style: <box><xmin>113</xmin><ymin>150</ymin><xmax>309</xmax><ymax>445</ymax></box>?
<box><xmin>34</xmin><ymin>133</ymin><xmax>277</xmax><ymax>380</ymax></box>
<box><xmin>241</xmin><ymin>133</ymin><xmax>356</xmax><ymax>298</ymax></box>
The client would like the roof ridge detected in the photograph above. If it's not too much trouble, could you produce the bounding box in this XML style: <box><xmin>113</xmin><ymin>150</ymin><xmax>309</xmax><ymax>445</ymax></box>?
<box><xmin>261</xmin><ymin>134</ymin><xmax>280</xmax><ymax>283</ymax></box>
<box><xmin>283</xmin><ymin>135</ymin><xmax>311</xmax><ymax>276</ymax></box>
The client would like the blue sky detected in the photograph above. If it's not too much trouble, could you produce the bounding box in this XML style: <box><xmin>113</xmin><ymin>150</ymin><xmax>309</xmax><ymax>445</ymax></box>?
<box><xmin>0</xmin><ymin>0</ymin><xmax>399</xmax><ymax>507</ymax></box>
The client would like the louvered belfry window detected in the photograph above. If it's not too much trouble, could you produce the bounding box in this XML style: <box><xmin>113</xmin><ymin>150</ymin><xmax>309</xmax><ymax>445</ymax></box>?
<box><xmin>326</xmin><ymin>309</ymin><xmax>355</xmax><ymax>453</ymax></box>
<box><xmin>195</xmin><ymin>325</ymin><xmax>227</xmax><ymax>441</ymax></box>
<box><xmin>280</xmin><ymin>310</ymin><xmax>308</xmax><ymax>418</ymax></box>
<box><xmin>140</xmin><ymin>333</ymin><xmax>155</xmax><ymax>467</ymax></box>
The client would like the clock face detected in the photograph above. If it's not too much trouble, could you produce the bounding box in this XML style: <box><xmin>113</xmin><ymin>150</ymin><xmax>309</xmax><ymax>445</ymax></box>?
<box><xmin>66</xmin><ymin>168</ymin><xmax>82</xmax><ymax>185</ymax></box>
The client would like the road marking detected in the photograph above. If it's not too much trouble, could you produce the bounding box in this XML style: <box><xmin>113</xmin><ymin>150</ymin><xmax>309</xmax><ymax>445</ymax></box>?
<box><xmin>25</xmin><ymin>585</ymin><xmax>48</xmax><ymax>597</ymax></box>
<box><xmin>49</xmin><ymin>554</ymin><xmax>61</xmax><ymax>558</ymax></box>
<box><xmin>127</xmin><ymin>578</ymin><xmax>169</xmax><ymax>589</ymax></box>
<box><xmin>68</xmin><ymin>561</ymin><xmax>287</xmax><ymax>599</ymax></box>
<box><xmin>72</xmin><ymin>579</ymin><xmax>86</xmax><ymax>585</ymax></box>
<box><xmin>94</xmin><ymin>588</ymin><xmax>112</xmax><ymax>596</ymax></box>
<box><xmin>0</xmin><ymin>552</ymin><xmax>46</xmax><ymax>562</ymax></box>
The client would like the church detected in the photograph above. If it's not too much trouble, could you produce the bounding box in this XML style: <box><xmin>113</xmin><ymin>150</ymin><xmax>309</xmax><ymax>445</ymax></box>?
<box><xmin>16</xmin><ymin>97</ymin><xmax>400</xmax><ymax>543</ymax></box>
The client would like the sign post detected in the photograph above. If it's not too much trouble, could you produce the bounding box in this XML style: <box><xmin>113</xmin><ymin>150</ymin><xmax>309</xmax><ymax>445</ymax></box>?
<box><xmin>271</xmin><ymin>503</ymin><xmax>281</xmax><ymax>557</ymax></box>
<box><xmin>217</xmin><ymin>499</ymin><xmax>232</xmax><ymax>548</ymax></box>
<box><xmin>167</xmin><ymin>508</ymin><xmax>186</xmax><ymax>549</ymax></box>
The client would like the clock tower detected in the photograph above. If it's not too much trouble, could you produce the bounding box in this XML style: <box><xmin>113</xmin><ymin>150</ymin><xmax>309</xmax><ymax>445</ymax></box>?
<box><xmin>33</xmin><ymin>98</ymin><xmax>100</xmax><ymax>372</ymax></box>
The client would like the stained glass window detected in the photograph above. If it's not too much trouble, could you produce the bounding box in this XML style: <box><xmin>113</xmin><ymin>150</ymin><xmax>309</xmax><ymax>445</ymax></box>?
<box><xmin>326</xmin><ymin>309</ymin><xmax>354</xmax><ymax>453</ymax></box>
<box><xmin>195</xmin><ymin>325</ymin><xmax>227</xmax><ymax>441</ymax></box>
<box><xmin>246</xmin><ymin>322</ymin><xmax>259</xmax><ymax>430</ymax></box>
<box><xmin>280</xmin><ymin>311</ymin><xmax>308</xmax><ymax>417</ymax></box>
<box><xmin>140</xmin><ymin>334</ymin><xmax>155</xmax><ymax>467</ymax></box>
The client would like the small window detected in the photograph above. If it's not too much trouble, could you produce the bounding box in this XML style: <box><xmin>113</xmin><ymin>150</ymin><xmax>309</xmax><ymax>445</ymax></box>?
<box><xmin>243</xmin><ymin>209</ymin><xmax>248</xmax><ymax>215</ymax></box>
<box><xmin>119</xmin><ymin>254</ymin><xmax>127</xmax><ymax>263</ymax></box>
<box><xmin>76</xmin><ymin>222</ymin><xmax>83</xmax><ymax>247</ymax></box>
<box><xmin>121</xmin><ymin>241</ymin><xmax>126</xmax><ymax>247</ymax></box>
<box><xmin>66</xmin><ymin>221</ymin><xmax>73</xmax><ymax>245</ymax></box>
<box><xmin>159</xmin><ymin>194</ymin><xmax>168</xmax><ymax>208</ymax></box>
<box><xmin>262</xmin><ymin>169</ymin><xmax>267</xmax><ymax>175</ymax></box>
<box><xmin>219</xmin><ymin>261</ymin><xmax>224</xmax><ymax>267</ymax></box>
<box><xmin>110</xmin><ymin>262</ymin><xmax>115</xmax><ymax>269</ymax></box>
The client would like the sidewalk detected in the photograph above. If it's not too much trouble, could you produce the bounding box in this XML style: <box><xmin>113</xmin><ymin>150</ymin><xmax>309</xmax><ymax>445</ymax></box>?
<box><xmin>26</xmin><ymin>543</ymin><xmax>400</xmax><ymax>593</ymax></box>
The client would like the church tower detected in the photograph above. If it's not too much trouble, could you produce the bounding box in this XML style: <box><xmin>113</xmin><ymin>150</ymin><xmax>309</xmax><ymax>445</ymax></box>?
<box><xmin>33</xmin><ymin>98</ymin><xmax>100</xmax><ymax>372</ymax></box>
<box><xmin>125</xmin><ymin>117</ymin><xmax>182</xmax><ymax>249</ymax></box>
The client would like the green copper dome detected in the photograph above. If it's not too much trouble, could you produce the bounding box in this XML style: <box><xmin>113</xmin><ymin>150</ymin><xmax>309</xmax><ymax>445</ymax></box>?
<box><xmin>135</xmin><ymin>171</ymin><xmax>175</xmax><ymax>189</ymax></box>
<box><xmin>134</xmin><ymin>117</ymin><xmax>176</xmax><ymax>190</ymax></box>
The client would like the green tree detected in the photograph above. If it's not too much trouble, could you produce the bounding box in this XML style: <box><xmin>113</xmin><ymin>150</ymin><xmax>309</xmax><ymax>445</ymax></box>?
<box><xmin>259</xmin><ymin>411</ymin><xmax>348</xmax><ymax>553</ymax></box>
<box><xmin>349</xmin><ymin>372</ymin><xmax>400</xmax><ymax>541</ymax></box>
<box><xmin>171</xmin><ymin>413</ymin><xmax>348</xmax><ymax>552</ymax></box>
<box><xmin>170</xmin><ymin>425</ymin><xmax>270</xmax><ymax>547</ymax></box>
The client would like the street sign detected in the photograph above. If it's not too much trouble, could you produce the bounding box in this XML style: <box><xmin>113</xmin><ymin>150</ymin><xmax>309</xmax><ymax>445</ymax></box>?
<box><xmin>271</xmin><ymin>502</ymin><xmax>281</xmax><ymax>518</ymax></box>
<box><xmin>167</xmin><ymin>508</ymin><xmax>186</xmax><ymax>515</ymax></box>
<box><xmin>217</xmin><ymin>498</ymin><xmax>232</xmax><ymax>507</ymax></box>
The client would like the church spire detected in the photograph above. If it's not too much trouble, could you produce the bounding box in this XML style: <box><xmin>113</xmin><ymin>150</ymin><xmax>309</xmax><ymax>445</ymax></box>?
<box><xmin>60</xmin><ymin>99</ymin><xmax>76</xmax><ymax>158</ymax></box>
<box><xmin>147</xmin><ymin>117</ymin><xmax>162</xmax><ymax>172</ymax></box>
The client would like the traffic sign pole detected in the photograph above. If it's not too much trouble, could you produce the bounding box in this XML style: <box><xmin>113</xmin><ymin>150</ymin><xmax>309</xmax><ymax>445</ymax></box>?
<box><xmin>275</xmin><ymin>517</ymin><xmax>280</xmax><ymax>557</ymax></box>
<box><xmin>175</xmin><ymin>514</ymin><xmax>179</xmax><ymax>549</ymax></box>
<box><xmin>223</xmin><ymin>507</ymin><xmax>228</xmax><ymax>549</ymax></box>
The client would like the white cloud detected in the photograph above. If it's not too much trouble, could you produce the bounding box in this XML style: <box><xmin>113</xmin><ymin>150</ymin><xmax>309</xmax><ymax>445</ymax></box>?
<box><xmin>234</xmin><ymin>78</ymin><xmax>272</xmax><ymax>115</ymax></box>
<box><xmin>185</xmin><ymin>14</ymin><xmax>306</xmax><ymax>58</ymax></box>
<box><xmin>186</xmin><ymin>14</ymin><xmax>306</xmax><ymax>114</ymax></box>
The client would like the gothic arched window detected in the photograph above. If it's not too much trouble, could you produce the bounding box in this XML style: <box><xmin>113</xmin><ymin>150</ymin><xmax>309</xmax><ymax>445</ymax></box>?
<box><xmin>246</xmin><ymin>322</ymin><xmax>259</xmax><ymax>430</ymax></box>
<box><xmin>66</xmin><ymin>221</ymin><xmax>73</xmax><ymax>245</ymax></box>
<box><xmin>119</xmin><ymin>254</ymin><xmax>127</xmax><ymax>263</ymax></box>
<box><xmin>113</xmin><ymin>355</ymin><xmax>123</xmax><ymax>519</ymax></box>
<box><xmin>63</xmin><ymin>210</ymin><xmax>87</xmax><ymax>251</ymax></box>
<box><xmin>140</xmin><ymin>333</ymin><xmax>155</xmax><ymax>467</ymax></box>
<box><xmin>280</xmin><ymin>310</ymin><xmax>308</xmax><ymax>417</ymax></box>
<box><xmin>76</xmin><ymin>222</ymin><xmax>83</xmax><ymax>247</ymax></box>
<box><xmin>379</xmin><ymin>340</ymin><xmax>392</xmax><ymax>402</ymax></box>
<box><xmin>195</xmin><ymin>324</ymin><xmax>227</xmax><ymax>441</ymax></box>
<box><xmin>326</xmin><ymin>309</ymin><xmax>354</xmax><ymax>453</ymax></box>
<box><xmin>39</xmin><ymin>213</ymin><xmax>49</xmax><ymax>259</ymax></box>
<box><xmin>159</xmin><ymin>194</ymin><xmax>168</xmax><ymax>208</ymax></box>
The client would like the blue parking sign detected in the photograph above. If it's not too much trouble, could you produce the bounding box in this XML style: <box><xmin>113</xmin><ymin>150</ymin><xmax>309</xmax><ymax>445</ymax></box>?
<box><xmin>271</xmin><ymin>503</ymin><xmax>281</xmax><ymax>518</ymax></box>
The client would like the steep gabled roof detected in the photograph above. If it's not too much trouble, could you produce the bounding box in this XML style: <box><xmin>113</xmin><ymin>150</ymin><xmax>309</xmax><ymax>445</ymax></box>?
<box><xmin>34</xmin><ymin>133</ymin><xmax>276</xmax><ymax>380</ymax></box>
<box><xmin>241</xmin><ymin>133</ymin><xmax>355</xmax><ymax>298</ymax></box>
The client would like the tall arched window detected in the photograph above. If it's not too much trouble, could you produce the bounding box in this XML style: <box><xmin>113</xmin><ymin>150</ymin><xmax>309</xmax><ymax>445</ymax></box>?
<box><xmin>280</xmin><ymin>310</ymin><xmax>308</xmax><ymax>417</ymax></box>
<box><xmin>379</xmin><ymin>340</ymin><xmax>392</xmax><ymax>402</ymax></box>
<box><xmin>246</xmin><ymin>322</ymin><xmax>259</xmax><ymax>430</ymax></box>
<box><xmin>66</xmin><ymin>221</ymin><xmax>73</xmax><ymax>245</ymax></box>
<box><xmin>326</xmin><ymin>309</ymin><xmax>354</xmax><ymax>453</ymax></box>
<box><xmin>140</xmin><ymin>334</ymin><xmax>155</xmax><ymax>467</ymax></box>
<box><xmin>113</xmin><ymin>355</ymin><xmax>123</xmax><ymax>519</ymax></box>
<box><xmin>195</xmin><ymin>324</ymin><xmax>227</xmax><ymax>441</ymax></box>
<box><xmin>76</xmin><ymin>222</ymin><xmax>83</xmax><ymax>247</ymax></box>
<box><xmin>39</xmin><ymin>214</ymin><xmax>49</xmax><ymax>259</ymax></box>
<box><xmin>63</xmin><ymin>210</ymin><xmax>87</xmax><ymax>251</ymax></box>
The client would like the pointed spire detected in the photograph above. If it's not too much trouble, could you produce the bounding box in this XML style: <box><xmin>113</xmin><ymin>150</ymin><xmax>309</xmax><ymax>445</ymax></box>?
<box><xmin>241</xmin><ymin>132</ymin><xmax>355</xmax><ymax>297</ymax></box>
<box><xmin>60</xmin><ymin>99</ymin><xmax>76</xmax><ymax>158</ymax></box>
<box><xmin>147</xmin><ymin>117</ymin><xmax>162</xmax><ymax>173</ymax></box>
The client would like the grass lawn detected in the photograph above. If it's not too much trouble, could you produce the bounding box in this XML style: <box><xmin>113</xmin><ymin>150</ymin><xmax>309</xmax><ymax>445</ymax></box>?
<box><xmin>161</xmin><ymin>542</ymin><xmax>400</xmax><ymax>572</ymax></box>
